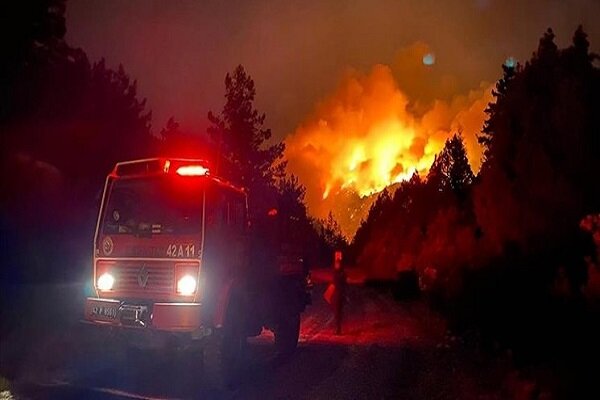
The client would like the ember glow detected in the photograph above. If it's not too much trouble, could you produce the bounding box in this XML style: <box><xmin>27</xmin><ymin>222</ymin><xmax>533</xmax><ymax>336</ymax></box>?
<box><xmin>286</xmin><ymin>43</ymin><xmax>494</xmax><ymax>234</ymax></box>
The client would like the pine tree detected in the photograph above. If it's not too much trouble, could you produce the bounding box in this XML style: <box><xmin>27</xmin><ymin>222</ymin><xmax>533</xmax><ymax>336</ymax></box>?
<box><xmin>350</xmin><ymin>188</ymin><xmax>391</xmax><ymax>256</ymax></box>
<box><xmin>427</xmin><ymin>133</ymin><xmax>474</xmax><ymax>194</ymax></box>
<box><xmin>479</xmin><ymin>63</ymin><xmax>516</xmax><ymax>163</ymax></box>
<box><xmin>277</xmin><ymin>174</ymin><xmax>308</xmax><ymax>220</ymax></box>
<box><xmin>571</xmin><ymin>25</ymin><xmax>590</xmax><ymax>57</ymax></box>
<box><xmin>321</xmin><ymin>212</ymin><xmax>346</xmax><ymax>250</ymax></box>
<box><xmin>535</xmin><ymin>28</ymin><xmax>558</xmax><ymax>64</ymax></box>
<box><xmin>475</xmin><ymin>26</ymin><xmax>599</xmax><ymax>252</ymax></box>
<box><xmin>207</xmin><ymin>65</ymin><xmax>285</xmax><ymax>201</ymax></box>
<box><xmin>1</xmin><ymin>0</ymin><xmax>69</xmax><ymax>122</ymax></box>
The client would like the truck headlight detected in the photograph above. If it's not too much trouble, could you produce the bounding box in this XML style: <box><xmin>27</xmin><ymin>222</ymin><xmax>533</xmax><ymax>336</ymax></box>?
<box><xmin>97</xmin><ymin>273</ymin><xmax>115</xmax><ymax>291</ymax></box>
<box><xmin>177</xmin><ymin>275</ymin><xmax>197</xmax><ymax>296</ymax></box>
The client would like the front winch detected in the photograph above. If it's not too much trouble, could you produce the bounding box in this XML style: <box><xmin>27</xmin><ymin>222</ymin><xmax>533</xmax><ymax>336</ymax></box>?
<box><xmin>119</xmin><ymin>304</ymin><xmax>149</xmax><ymax>327</ymax></box>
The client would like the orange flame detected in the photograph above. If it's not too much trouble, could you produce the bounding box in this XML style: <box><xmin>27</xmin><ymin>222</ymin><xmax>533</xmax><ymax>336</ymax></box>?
<box><xmin>285</xmin><ymin>43</ymin><xmax>494</xmax><ymax>235</ymax></box>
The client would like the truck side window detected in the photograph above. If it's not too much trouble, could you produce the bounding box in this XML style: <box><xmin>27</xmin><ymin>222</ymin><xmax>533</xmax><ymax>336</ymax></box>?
<box><xmin>206</xmin><ymin>191</ymin><xmax>224</xmax><ymax>229</ymax></box>
<box><xmin>205</xmin><ymin>188</ymin><xmax>247</xmax><ymax>235</ymax></box>
<box><xmin>234</xmin><ymin>198</ymin><xmax>246</xmax><ymax>231</ymax></box>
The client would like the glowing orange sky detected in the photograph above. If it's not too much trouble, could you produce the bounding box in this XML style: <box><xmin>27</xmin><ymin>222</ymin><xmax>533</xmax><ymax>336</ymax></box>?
<box><xmin>66</xmin><ymin>0</ymin><xmax>599</xmax><ymax>139</ymax></box>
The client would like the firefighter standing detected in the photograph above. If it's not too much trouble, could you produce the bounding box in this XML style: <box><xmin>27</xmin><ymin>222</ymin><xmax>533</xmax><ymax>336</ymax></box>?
<box><xmin>332</xmin><ymin>251</ymin><xmax>346</xmax><ymax>335</ymax></box>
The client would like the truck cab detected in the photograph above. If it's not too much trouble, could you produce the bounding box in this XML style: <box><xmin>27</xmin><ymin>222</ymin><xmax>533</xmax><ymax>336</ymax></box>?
<box><xmin>84</xmin><ymin>158</ymin><xmax>310</xmax><ymax>386</ymax></box>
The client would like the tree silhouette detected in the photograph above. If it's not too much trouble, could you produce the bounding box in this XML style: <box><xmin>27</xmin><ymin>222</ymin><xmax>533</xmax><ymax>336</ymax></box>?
<box><xmin>277</xmin><ymin>174</ymin><xmax>308</xmax><ymax>219</ymax></box>
<box><xmin>1</xmin><ymin>0</ymin><xmax>68</xmax><ymax>121</ymax></box>
<box><xmin>477</xmin><ymin>25</ymin><xmax>599</xmax><ymax>242</ymax></box>
<box><xmin>479</xmin><ymin>63</ymin><xmax>516</xmax><ymax>167</ymax></box>
<box><xmin>469</xmin><ymin>25</ymin><xmax>600</xmax><ymax>333</ymax></box>
<box><xmin>1</xmin><ymin>2</ymin><xmax>157</xmax><ymax>282</ymax></box>
<box><xmin>428</xmin><ymin>133</ymin><xmax>474</xmax><ymax>195</ymax></box>
<box><xmin>321</xmin><ymin>212</ymin><xmax>346</xmax><ymax>249</ymax></box>
<box><xmin>207</xmin><ymin>65</ymin><xmax>285</xmax><ymax>206</ymax></box>
<box><xmin>351</xmin><ymin>188</ymin><xmax>392</xmax><ymax>258</ymax></box>
<box><xmin>353</xmin><ymin>27</ymin><xmax>598</xmax><ymax>297</ymax></box>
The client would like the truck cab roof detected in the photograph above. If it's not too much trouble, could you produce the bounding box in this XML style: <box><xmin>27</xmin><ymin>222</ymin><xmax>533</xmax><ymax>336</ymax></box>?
<box><xmin>110</xmin><ymin>157</ymin><xmax>246</xmax><ymax>195</ymax></box>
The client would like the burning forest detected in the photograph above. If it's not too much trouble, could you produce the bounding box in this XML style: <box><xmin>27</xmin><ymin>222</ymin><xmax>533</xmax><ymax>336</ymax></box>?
<box><xmin>286</xmin><ymin>42</ymin><xmax>493</xmax><ymax>236</ymax></box>
<box><xmin>2</xmin><ymin>1</ymin><xmax>600</xmax><ymax>399</ymax></box>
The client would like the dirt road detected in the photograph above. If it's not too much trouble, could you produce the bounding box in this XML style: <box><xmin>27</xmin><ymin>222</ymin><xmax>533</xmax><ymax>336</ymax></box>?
<box><xmin>1</xmin><ymin>280</ymin><xmax>507</xmax><ymax>399</ymax></box>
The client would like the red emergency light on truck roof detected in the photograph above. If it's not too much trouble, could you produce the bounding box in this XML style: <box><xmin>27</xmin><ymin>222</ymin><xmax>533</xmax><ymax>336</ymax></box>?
<box><xmin>109</xmin><ymin>157</ymin><xmax>246</xmax><ymax>195</ymax></box>
<box><xmin>176</xmin><ymin>165</ymin><xmax>210</xmax><ymax>176</ymax></box>
<box><xmin>111</xmin><ymin>158</ymin><xmax>211</xmax><ymax>178</ymax></box>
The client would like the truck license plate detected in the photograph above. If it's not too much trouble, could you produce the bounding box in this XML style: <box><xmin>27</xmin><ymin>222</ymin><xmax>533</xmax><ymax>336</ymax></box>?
<box><xmin>92</xmin><ymin>305</ymin><xmax>118</xmax><ymax>320</ymax></box>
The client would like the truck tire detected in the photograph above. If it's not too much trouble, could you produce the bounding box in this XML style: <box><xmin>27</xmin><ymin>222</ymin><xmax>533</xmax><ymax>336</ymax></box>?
<box><xmin>274</xmin><ymin>312</ymin><xmax>300</xmax><ymax>357</ymax></box>
<box><xmin>202</xmin><ymin>325</ymin><xmax>246</xmax><ymax>389</ymax></box>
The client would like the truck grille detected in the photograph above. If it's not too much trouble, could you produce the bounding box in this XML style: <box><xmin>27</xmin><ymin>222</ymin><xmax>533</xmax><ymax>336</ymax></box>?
<box><xmin>113</xmin><ymin>262</ymin><xmax>174</xmax><ymax>293</ymax></box>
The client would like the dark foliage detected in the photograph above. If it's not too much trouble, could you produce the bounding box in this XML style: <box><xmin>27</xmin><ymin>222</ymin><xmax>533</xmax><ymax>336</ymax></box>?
<box><xmin>1</xmin><ymin>0</ymin><xmax>67</xmax><ymax>121</ymax></box>
<box><xmin>353</xmin><ymin>26</ymin><xmax>600</xmax><ymax>396</ymax></box>
<box><xmin>0</xmin><ymin>3</ymin><xmax>156</xmax><ymax>284</ymax></box>
<box><xmin>207</xmin><ymin>65</ymin><xmax>335</xmax><ymax>265</ymax></box>
<box><xmin>351</xmin><ymin>134</ymin><xmax>476</xmax><ymax>279</ymax></box>
<box><xmin>207</xmin><ymin>65</ymin><xmax>285</xmax><ymax>213</ymax></box>
<box><xmin>429</xmin><ymin>133</ymin><xmax>474</xmax><ymax>196</ymax></box>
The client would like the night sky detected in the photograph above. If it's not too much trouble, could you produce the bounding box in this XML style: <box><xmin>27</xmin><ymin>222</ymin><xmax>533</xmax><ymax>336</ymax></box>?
<box><xmin>65</xmin><ymin>0</ymin><xmax>600</xmax><ymax>141</ymax></box>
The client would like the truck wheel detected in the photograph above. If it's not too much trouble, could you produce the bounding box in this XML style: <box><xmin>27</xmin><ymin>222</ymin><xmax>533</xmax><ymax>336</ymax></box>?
<box><xmin>202</xmin><ymin>327</ymin><xmax>246</xmax><ymax>389</ymax></box>
<box><xmin>274</xmin><ymin>312</ymin><xmax>300</xmax><ymax>357</ymax></box>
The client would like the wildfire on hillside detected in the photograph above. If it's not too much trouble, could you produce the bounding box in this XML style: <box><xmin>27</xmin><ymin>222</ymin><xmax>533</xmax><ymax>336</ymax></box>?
<box><xmin>285</xmin><ymin>42</ymin><xmax>494</xmax><ymax>237</ymax></box>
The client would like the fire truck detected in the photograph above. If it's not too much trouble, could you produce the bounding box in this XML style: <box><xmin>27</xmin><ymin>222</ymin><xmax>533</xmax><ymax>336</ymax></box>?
<box><xmin>84</xmin><ymin>158</ymin><xmax>311</xmax><ymax>386</ymax></box>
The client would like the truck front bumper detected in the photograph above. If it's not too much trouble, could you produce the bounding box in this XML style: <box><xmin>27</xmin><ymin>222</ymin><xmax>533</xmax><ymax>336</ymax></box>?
<box><xmin>84</xmin><ymin>297</ymin><xmax>202</xmax><ymax>332</ymax></box>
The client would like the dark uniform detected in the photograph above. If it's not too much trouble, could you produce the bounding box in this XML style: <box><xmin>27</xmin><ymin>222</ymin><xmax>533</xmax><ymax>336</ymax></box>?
<box><xmin>332</xmin><ymin>263</ymin><xmax>346</xmax><ymax>335</ymax></box>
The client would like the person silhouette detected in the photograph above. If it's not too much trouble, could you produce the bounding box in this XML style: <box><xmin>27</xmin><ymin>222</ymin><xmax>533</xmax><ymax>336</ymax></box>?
<box><xmin>332</xmin><ymin>251</ymin><xmax>346</xmax><ymax>335</ymax></box>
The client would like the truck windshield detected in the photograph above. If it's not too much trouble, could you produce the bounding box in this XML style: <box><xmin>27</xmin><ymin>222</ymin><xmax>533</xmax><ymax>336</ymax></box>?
<box><xmin>102</xmin><ymin>176</ymin><xmax>204</xmax><ymax>235</ymax></box>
